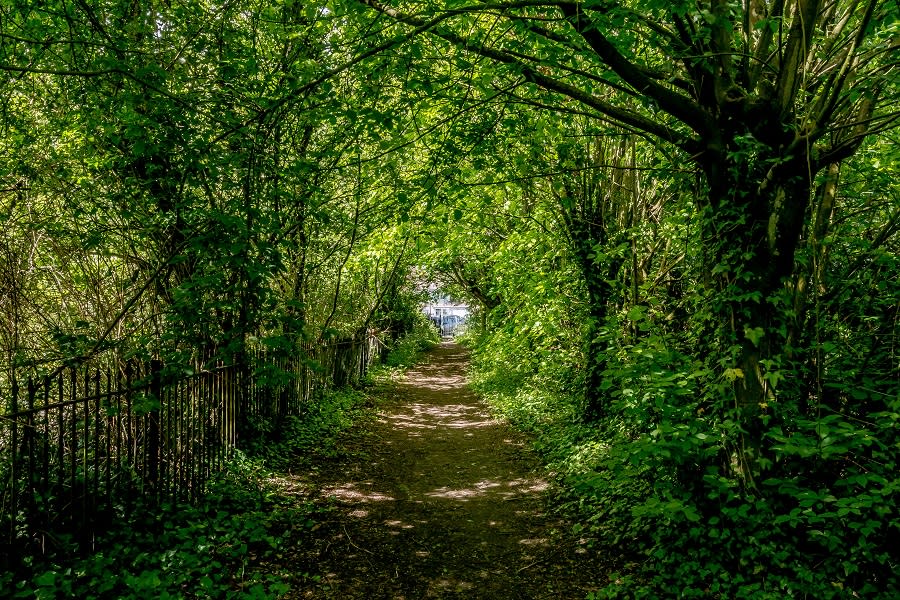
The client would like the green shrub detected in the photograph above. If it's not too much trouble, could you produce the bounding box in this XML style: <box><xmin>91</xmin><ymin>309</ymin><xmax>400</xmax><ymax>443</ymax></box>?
<box><xmin>582</xmin><ymin>360</ymin><xmax>900</xmax><ymax>599</ymax></box>
<box><xmin>472</xmin><ymin>309</ymin><xmax>900</xmax><ymax>599</ymax></box>
<box><xmin>383</xmin><ymin>311</ymin><xmax>440</xmax><ymax>368</ymax></box>
<box><xmin>251</xmin><ymin>387</ymin><xmax>369</xmax><ymax>470</ymax></box>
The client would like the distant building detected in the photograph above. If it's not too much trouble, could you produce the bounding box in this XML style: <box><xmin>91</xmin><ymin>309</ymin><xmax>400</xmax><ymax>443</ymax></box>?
<box><xmin>422</xmin><ymin>298</ymin><xmax>469</xmax><ymax>338</ymax></box>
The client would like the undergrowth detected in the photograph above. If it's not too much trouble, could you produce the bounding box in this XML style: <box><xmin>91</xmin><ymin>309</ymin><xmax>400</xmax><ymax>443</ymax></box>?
<box><xmin>379</xmin><ymin>311</ymin><xmax>440</xmax><ymax>370</ymax></box>
<box><xmin>2</xmin><ymin>452</ymin><xmax>318</xmax><ymax>599</ymax></box>
<box><xmin>470</xmin><ymin>323</ymin><xmax>900</xmax><ymax>599</ymax></box>
<box><xmin>2</xmin><ymin>325</ymin><xmax>441</xmax><ymax>599</ymax></box>
<box><xmin>251</xmin><ymin>387</ymin><xmax>372</xmax><ymax>472</ymax></box>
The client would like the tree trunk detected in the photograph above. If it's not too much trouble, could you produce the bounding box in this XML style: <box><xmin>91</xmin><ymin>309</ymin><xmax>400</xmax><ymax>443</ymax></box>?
<box><xmin>701</xmin><ymin>142</ymin><xmax>812</xmax><ymax>489</ymax></box>
<box><xmin>571</xmin><ymin>232</ymin><xmax>621</xmax><ymax>422</ymax></box>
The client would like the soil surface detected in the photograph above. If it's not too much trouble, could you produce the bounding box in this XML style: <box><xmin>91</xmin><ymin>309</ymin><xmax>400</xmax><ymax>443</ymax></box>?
<box><xmin>283</xmin><ymin>342</ymin><xmax>606</xmax><ymax>599</ymax></box>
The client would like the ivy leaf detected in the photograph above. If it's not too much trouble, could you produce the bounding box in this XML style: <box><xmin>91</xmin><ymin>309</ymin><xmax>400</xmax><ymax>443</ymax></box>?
<box><xmin>744</xmin><ymin>326</ymin><xmax>765</xmax><ymax>346</ymax></box>
<box><xmin>724</xmin><ymin>368</ymin><xmax>744</xmax><ymax>381</ymax></box>
<box><xmin>626</xmin><ymin>306</ymin><xmax>645</xmax><ymax>321</ymax></box>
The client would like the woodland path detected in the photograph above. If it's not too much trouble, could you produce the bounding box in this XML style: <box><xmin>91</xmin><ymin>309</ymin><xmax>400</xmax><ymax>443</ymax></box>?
<box><xmin>282</xmin><ymin>342</ymin><xmax>607</xmax><ymax>599</ymax></box>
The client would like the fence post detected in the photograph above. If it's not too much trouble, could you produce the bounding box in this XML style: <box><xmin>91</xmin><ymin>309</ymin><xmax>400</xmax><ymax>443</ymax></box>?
<box><xmin>7</xmin><ymin>376</ymin><xmax>19</xmax><ymax>560</ymax></box>
<box><xmin>147</xmin><ymin>360</ymin><xmax>162</xmax><ymax>496</ymax></box>
<box><xmin>24</xmin><ymin>379</ymin><xmax>36</xmax><ymax>528</ymax></box>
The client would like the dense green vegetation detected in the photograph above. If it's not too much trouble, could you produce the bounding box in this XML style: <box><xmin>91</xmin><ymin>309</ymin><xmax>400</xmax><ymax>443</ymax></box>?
<box><xmin>1</xmin><ymin>326</ymin><xmax>438</xmax><ymax>598</ymax></box>
<box><xmin>2</xmin><ymin>0</ymin><xmax>898</xmax><ymax>597</ymax></box>
<box><xmin>4</xmin><ymin>452</ymin><xmax>306</xmax><ymax>599</ymax></box>
<box><xmin>0</xmin><ymin>384</ymin><xmax>352</xmax><ymax>598</ymax></box>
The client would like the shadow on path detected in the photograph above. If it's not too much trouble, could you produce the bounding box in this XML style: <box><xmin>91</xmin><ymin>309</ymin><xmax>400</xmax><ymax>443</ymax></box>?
<box><xmin>284</xmin><ymin>342</ymin><xmax>603</xmax><ymax>599</ymax></box>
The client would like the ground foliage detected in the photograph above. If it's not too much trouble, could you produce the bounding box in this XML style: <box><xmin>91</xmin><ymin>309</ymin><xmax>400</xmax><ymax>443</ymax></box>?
<box><xmin>3</xmin><ymin>452</ymin><xmax>307</xmax><ymax>598</ymax></box>
<box><xmin>0</xmin><ymin>371</ymin><xmax>393</xmax><ymax>599</ymax></box>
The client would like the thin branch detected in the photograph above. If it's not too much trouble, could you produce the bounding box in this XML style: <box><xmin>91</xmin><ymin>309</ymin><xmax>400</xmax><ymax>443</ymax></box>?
<box><xmin>318</xmin><ymin>168</ymin><xmax>362</xmax><ymax>341</ymax></box>
<box><xmin>43</xmin><ymin>238</ymin><xmax>193</xmax><ymax>380</ymax></box>
<box><xmin>361</xmin><ymin>236</ymin><xmax>410</xmax><ymax>331</ymax></box>
<box><xmin>815</xmin><ymin>0</ymin><xmax>880</xmax><ymax>128</ymax></box>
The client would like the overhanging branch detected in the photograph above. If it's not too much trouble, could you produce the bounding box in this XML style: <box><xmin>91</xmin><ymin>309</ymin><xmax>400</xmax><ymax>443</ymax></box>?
<box><xmin>354</xmin><ymin>0</ymin><xmax>697</xmax><ymax>153</ymax></box>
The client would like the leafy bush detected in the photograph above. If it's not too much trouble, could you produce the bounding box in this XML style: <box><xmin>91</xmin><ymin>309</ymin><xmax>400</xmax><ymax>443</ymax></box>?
<box><xmin>250</xmin><ymin>387</ymin><xmax>370</xmax><ymax>471</ymax></box>
<box><xmin>580</xmin><ymin>348</ymin><xmax>900</xmax><ymax>599</ymax></box>
<box><xmin>382</xmin><ymin>311</ymin><xmax>440</xmax><ymax>368</ymax></box>
<box><xmin>472</xmin><ymin>302</ymin><xmax>900</xmax><ymax>599</ymax></box>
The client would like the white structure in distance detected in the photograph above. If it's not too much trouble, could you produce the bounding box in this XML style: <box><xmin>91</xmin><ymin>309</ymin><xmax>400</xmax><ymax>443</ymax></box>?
<box><xmin>422</xmin><ymin>297</ymin><xmax>469</xmax><ymax>338</ymax></box>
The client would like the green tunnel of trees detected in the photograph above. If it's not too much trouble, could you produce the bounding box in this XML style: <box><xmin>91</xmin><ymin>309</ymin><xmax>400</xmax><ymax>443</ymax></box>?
<box><xmin>1</xmin><ymin>0</ymin><xmax>898</xmax><ymax>597</ymax></box>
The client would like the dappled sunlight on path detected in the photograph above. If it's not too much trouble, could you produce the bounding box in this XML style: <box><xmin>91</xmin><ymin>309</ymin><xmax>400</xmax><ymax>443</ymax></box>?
<box><xmin>284</xmin><ymin>342</ymin><xmax>601</xmax><ymax>599</ymax></box>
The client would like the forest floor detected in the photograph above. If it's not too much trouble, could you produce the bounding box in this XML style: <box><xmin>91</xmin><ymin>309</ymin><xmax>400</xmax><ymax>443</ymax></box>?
<box><xmin>273</xmin><ymin>342</ymin><xmax>609</xmax><ymax>599</ymax></box>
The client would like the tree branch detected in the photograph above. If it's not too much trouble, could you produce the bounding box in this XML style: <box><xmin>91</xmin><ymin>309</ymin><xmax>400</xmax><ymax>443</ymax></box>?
<box><xmin>773</xmin><ymin>0</ymin><xmax>823</xmax><ymax>117</ymax></box>
<box><xmin>354</xmin><ymin>0</ymin><xmax>697</xmax><ymax>153</ymax></box>
<box><xmin>557</xmin><ymin>3</ymin><xmax>710</xmax><ymax>135</ymax></box>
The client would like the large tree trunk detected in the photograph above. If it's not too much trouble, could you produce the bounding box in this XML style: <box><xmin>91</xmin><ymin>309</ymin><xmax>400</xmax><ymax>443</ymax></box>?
<box><xmin>700</xmin><ymin>138</ymin><xmax>813</xmax><ymax>488</ymax></box>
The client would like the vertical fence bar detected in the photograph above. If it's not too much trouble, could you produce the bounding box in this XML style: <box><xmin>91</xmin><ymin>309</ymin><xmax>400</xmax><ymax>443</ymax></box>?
<box><xmin>147</xmin><ymin>360</ymin><xmax>161</xmax><ymax>501</ymax></box>
<box><xmin>196</xmin><ymin>370</ymin><xmax>202</xmax><ymax>500</ymax></box>
<box><xmin>233</xmin><ymin>360</ymin><xmax>239</xmax><ymax>449</ymax></box>
<box><xmin>191</xmin><ymin>372</ymin><xmax>196</xmax><ymax>501</ymax></box>
<box><xmin>115</xmin><ymin>365</ymin><xmax>123</xmax><ymax>500</ymax></box>
<box><xmin>174</xmin><ymin>375</ymin><xmax>181</xmax><ymax>502</ymax></box>
<box><xmin>92</xmin><ymin>369</ymin><xmax>100</xmax><ymax>521</ymax></box>
<box><xmin>41</xmin><ymin>376</ymin><xmax>51</xmax><ymax>543</ymax></box>
<box><xmin>213</xmin><ymin>363</ymin><xmax>219</xmax><ymax>478</ymax></box>
<box><xmin>25</xmin><ymin>379</ymin><xmax>35</xmax><ymax>527</ymax></box>
<box><xmin>137</xmin><ymin>369</ymin><xmax>145</xmax><ymax>498</ymax></box>
<box><xmin>164</xmin><ymin>374</ymin><xmax>172</xmax><ymax>502</ymax></box>
<box><xmin>218</xmin><ymin>365</ymin><xmax>226</xmax><ymax>474</ymax></box>
<box><xmin>55</xmin><ymin>371</ymin><xmax>64</xmax><ymax>530</ymax></box>
<box><xmin>218</xmin><ymin>361</ymin><xmax>224</xmax><ymax>476</ymax></box>
<box><xmin>209</xmin><ymin>365</ymin><xmax>216</xmax><ymax>482</ymax></box>
<box><xmin>176</xmin><ymin>374</ymin><xmax>182</xmax><ymax>502</ymax></box>
<box><xmin>194</xmin><ymin>369</ymin><xmax>201</xmax><ymax>499</ymax></box>
<box><xmin>183</xmin><ymin>374</ymin><xmax>190</xmax><ymax>502</ymax></box>
<box><xmin>185</xmin><ymin>372</ymin><xmax>190</xmax><ymax>502</ymax></box>
<box><xmin>199</xmin><ymin>354</ymin><xmax>204</xmax><ymax>487</ymax></box>
<box><xmin>9</xmin><ymin>375</ymin><xmax>19</xmax><ymax>552</ymax></box>
<box><xmin>216</xmin><ymin>359</ymin><xmax>221</xmax><ymax>477</ymax></box>
<box><xmin>104</xmin><ymin>369</ymin><xmax>112</xmax><ymax>513</ymax></box>
<box><xmin>201</xmin><ymin>362</ymin><xmax>209</xmax><ymax>496</ymax></box>
<box><xmin>205</xmin><ymin>363</ymin><xmax>212</xmax><ymax>496</ymax></box>
<box><xmin>213</xmin><ymin>361</ymin><xmax>219</xmax><ymax>485</ymax></box>
<box><xmin>159</xmin><ymin>375</ymin><xmax>166</xmax><ymax>502</ymax></box>
<box><xmin>82</xmin><ymin>364</ymin><xmax>90</xmax><ymax>540</ymax></box>
<box><xmin>124</xmin><ymin>362</ymin><xmax>133</xmax><ymax>500</ymax></box>
<box><xmin>220</xmin><ymin>365</ymin><xmax>227</xmax><ymax>472</ymax></box>
<box><xmin>69</xmin><ymin>368</ymin><xmax>77</xmax><ymax>533</ymax></box>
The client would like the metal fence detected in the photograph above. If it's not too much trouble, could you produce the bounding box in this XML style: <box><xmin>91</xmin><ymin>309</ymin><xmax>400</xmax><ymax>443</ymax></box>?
<box><xmin>0</xmin><ymin>333</ymin><xmax>377</xmax><ymax>569</ymax></box>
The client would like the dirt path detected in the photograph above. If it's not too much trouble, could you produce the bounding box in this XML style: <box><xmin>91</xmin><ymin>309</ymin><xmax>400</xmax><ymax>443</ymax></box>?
<box><xmin>285</xmin><ymin>343</ymin><xmax>604</xmax><ymax>599</ymax></box>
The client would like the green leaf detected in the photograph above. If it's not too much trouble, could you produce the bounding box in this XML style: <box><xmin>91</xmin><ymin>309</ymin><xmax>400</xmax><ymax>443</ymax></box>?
<box><xmin>626</xmin><ymin>306</ymin><xmax>645</xmax><ymax>321</ymax></box>
<box><xmin>34</xmin><ymin>572</ymin><xmax>57</xmax><ymax>587</ymax></box>
<box><xmin>744</xmin><ymin>326</ymin><xmax>765</xmax><ymax>346</ymax></box>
